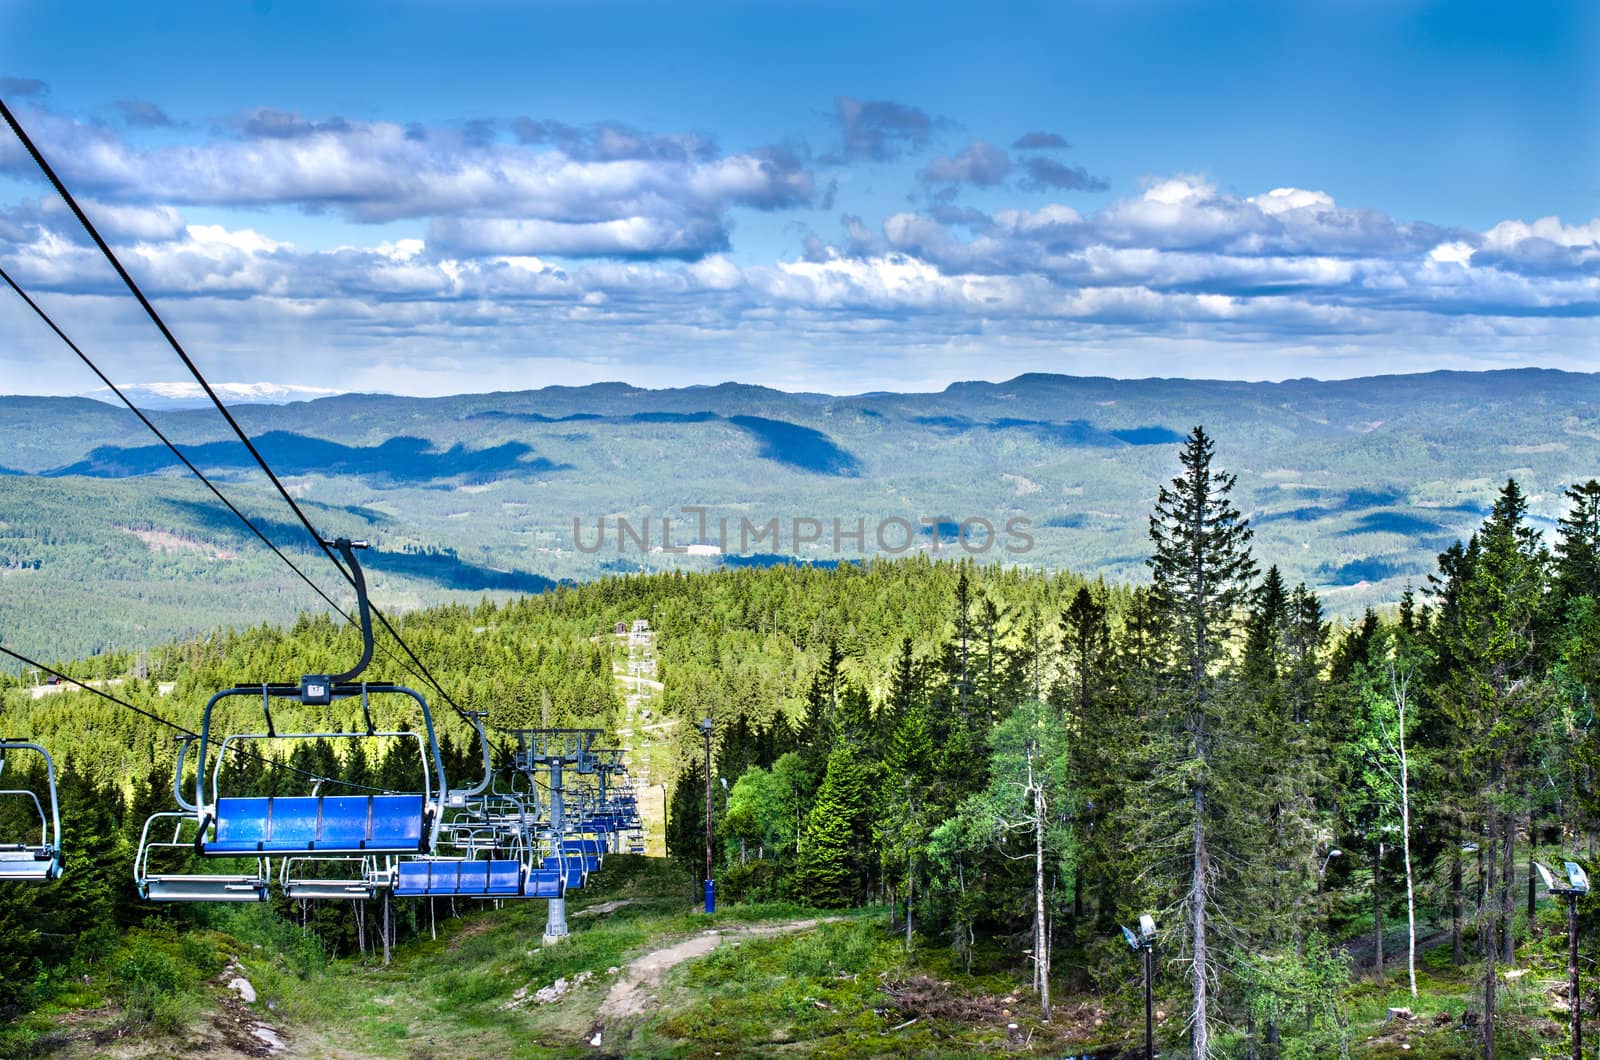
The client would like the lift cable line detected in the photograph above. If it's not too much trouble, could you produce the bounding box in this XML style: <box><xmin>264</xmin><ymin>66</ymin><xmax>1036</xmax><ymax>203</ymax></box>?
<box><xmin>0</xmin><ymin>99</ymin><xmax>508</xmax><ymax>756</ymax></box>
<box><xmin>0</xmin><ymin>642</ymin><xmax>388</xmax><ymax>794</ymax></box>
<box><xmin>0</xmin><ymin>264</ymin><xmax>476</xmax><ymax>725</ymax></box>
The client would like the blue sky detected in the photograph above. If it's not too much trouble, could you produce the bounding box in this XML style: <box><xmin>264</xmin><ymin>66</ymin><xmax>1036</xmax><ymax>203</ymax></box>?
<box><xmin>1</xmin><ymin>0</ymin><xmax>1596</xmax><ymax>396</ymax></box>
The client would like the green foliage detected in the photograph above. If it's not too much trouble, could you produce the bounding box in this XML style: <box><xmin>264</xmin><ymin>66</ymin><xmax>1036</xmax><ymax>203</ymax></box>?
<box><xmin>6</xmin><ymin>425</ymin><xmax>1600</xmax><ymax>1059</ymax></box>
<box><xmin>794</xmin><ymin>744</ymin><xmax>878</xmax><ymax>907</ymax></box>
<box><xmin>1237</xmin><ymin>935</ymin><xmax>1352</xmax><ymax>1059</ymax></box>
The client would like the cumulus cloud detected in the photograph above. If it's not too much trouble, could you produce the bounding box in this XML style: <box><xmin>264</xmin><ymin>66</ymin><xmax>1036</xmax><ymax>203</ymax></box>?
<box><xmin>802</xmin><ymin>178</ymin><xmax>1599</xmax><ymax>322</ymax></box>
<box><xmin>0</xmin><ymin>104</ymin><xmax>814</xmax><ymax>259</ymax></box>
<box><xmin>430</xmin><ymin>215</ymin><xmax>729</xmax><ymax>259</ymax></box>
<box><xmin>1011</xmin><ymin>131</ymin><xmax>1069</xmax><ymax>150</ymax></box>
<box><xmin>239</xmin><ymin>107</ymin><xmax>354</xmax><ymax>139</ymax></box>
<box><xmin>1018</xmin><ymin>156</ymin><xmax>1109</xmax><ymax>193</ymax></box>
<box><xmin>510</xmin><ymin>117</ymin><xmax>718</xmax><ymax>162</ymax></box>
<box><xmin>0</xmin><ymin>76</ymin><xmax>48</xmax><ymax>99</ymax></box>
<box><xmin>1</xmin><ymin>91</ymin><xmax>1595</xmax><ymax>391</ymax></box>
<box><xmin>826</xmin><ymin>96</ymin><xmax>943</xmax><ymax>162</ymax></box>
<box><xmin>5</xmin><ymin>169</ymin><xmax>1596</xmax><ymax>333</ymax></box>
<box><xmin>919</xmin><ymin>140</ymin><xmax>1012</xmax><ymax>188</ymax></box>
<box><xmin>115</xmin><ymin>99</ymin><xmax>177</xmax><ymax>128</ymax></box>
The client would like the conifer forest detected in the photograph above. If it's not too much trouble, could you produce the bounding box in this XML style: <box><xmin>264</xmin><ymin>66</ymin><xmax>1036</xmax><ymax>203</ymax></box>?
<box><xmin>4</xmin><ymin>3</ymin><xmax>1598</xmax><ymax>1055</ymax></box>
<box><xmin>5</xmin><ymin>424</ymin><xmax>1600</xmax><ymax>1058</ymax></box>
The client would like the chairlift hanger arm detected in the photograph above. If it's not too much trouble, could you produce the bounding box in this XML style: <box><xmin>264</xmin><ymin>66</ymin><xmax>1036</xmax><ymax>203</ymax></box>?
<box><xmin>325</xmin><ymin>539</ymin><xmax>373</xmax><ymax>685</ymax></box>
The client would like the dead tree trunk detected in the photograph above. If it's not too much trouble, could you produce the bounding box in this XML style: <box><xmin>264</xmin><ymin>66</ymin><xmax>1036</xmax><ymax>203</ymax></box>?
<box><xmin>1193</xmin><ymin>785</ymin><xmax>1210</xmax><ymax>1058</ymax></box>
<box><xmin>1484</xmin><ymin>809</ymin><xmax>1499</xmax><ymax>1059</ymax></box>
<box><xmin>905</xmin><ymin>858</ymin><xmax>914</xmax><ymax>953</ymax></box>
<box><xmin>1034</xmin><ymin>769</ymin><xmax>1051</xmax><ymax>1021</ymax></box>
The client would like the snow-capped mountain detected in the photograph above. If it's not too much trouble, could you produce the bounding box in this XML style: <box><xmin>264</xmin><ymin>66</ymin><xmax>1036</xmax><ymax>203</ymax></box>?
<box><xmin>80</xmin><ymin>382</ymin><xmax>342</xmax><ymax>409</ymax></box>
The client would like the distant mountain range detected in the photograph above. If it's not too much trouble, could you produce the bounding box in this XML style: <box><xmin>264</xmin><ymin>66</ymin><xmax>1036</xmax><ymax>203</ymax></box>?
<box><xmin>4</xmin><ymin>368</ymin><xmax>1598</xmax><ymax>659</ymax></box>
<box><xmin>80</xmin><ymin>382</ymin><xmax>341</xmax><ymax>409</ymax></box>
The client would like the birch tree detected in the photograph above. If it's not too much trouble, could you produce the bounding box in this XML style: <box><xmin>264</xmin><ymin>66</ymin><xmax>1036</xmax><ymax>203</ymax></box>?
<box><xmin>934</xmin><ymin>699</ymin><xmax>1074</xmax><ymax>1019</ymax></box>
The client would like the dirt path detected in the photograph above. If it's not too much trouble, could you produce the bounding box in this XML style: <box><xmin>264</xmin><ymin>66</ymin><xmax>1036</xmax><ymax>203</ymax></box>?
<box><xmin>596</xmin><ymin>917</ymin><xmax>846</xmax><ymax>1023</ymax></box>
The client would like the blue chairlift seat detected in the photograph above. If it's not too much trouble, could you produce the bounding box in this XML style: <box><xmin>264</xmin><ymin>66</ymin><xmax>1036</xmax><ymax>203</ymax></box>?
<box><xmin>394</xmin><ymin>857</ymin><xmax>522</xmax><ymax>898</ymax></box>
<box><xmin>546</xmin><ymin>855</ymin><xmax>585</xmax><ymax>891</ymax></box>
<box><xmin>204</xmin><ymin>794</ymin><xmax>427</xmax><ymax>856</ymax></box>
<box><xmin>525</xmin><ymin>867</ymin><xmax>563</xmax><ymax>898</ymax></box>
<box><xmin>563</xmin><ymin>838</ymin><xmax>604</xmax><ymax>873</ymax></box>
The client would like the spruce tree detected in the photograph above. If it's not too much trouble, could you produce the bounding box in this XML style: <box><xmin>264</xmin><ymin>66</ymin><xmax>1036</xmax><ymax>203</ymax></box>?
<box><xmin>1054</xmin><ymin>584</ymin><xmax>1114</xmax><ymax>928</ymax></box>
<box><xmin>1556</xmin><ymin>480</ymin><xmax>1600</xmax><ymax>605</ymax></box>
<box><xmin>1140</xmin><ymin>425</ymin><xmax>1256</xmax><ymax>1058</ymax></box>
<box><xmin>794</xmin><ymin>744</ymin><xmax>875</xmax><ymax>907</ymax></box>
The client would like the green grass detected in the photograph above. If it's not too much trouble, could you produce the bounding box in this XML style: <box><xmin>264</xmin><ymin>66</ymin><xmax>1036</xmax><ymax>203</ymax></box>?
<box><xmin>7</xmin><ymin>857</ymin><xmax>1586</xmax><ymax>1059</ymax></box>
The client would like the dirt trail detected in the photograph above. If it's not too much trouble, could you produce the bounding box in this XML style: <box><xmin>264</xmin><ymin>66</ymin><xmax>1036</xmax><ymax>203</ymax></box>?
<box><xmin>596</xmin><ymin>917</ymin><xmax>846</xmax><ymax>1023</ymax></box>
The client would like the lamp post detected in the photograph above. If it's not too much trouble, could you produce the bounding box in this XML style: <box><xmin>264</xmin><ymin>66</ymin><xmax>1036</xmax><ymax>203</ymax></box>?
<box><xmin>1121</xmin><ymin>913</ymin><xmax>1158</xmax><ymax>1058</ymax></box>
<box><xmin>1535</xmin><ymin>860</ymin><xmax>1590</xmax><ymax>1060</ymax></box>
<box><xmin>1315</xmin><ymin>848</ymin><xmax>1342</xmax><ymax>927</ymax></box>
<box><xmin>698</xmin><ymin>716</ymin><xmax>714</xmax><ymax>913</ymax></box>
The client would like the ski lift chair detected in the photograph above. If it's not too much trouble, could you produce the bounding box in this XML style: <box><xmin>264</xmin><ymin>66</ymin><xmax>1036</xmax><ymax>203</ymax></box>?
<box><xmin>0</xmin><ymin>740</ymin><xmax>62</xmax><ymax>881</ymax></box>
<box><xmin>135</xmin><ymin>738</ymin><xmax>268</xmax><ymax>901</ymax></box>
<box><xmin>190</xmin><ymin>541</ymin><xmax>448</xmax><ymax>862</ymax></box>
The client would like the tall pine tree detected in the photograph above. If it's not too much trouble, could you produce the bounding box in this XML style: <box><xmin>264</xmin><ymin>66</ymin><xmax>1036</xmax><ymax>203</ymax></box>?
<box><xmin>1140</xmin><ymin>425</ymin><xmax>1257</xmax><ymax>1058</ymax></box>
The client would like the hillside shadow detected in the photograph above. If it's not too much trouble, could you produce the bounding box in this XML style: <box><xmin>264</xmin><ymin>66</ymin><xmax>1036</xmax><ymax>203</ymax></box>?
<box><xmin>1339</xmin><ymin>510</ymin><xmax>1452</xmax><ymax>536</ymax></box>
<box><xmin>910</xmin><ymin>416</ymin><xmax>1181</xmax><ymax>447</ymax></box>
<box><xmin>464</xmin><ymin>409</ymin><xmax>861</xmax><ymax>476</ymax></box>
<box><xmin>162</xmin><ymin>499</ymin><xmax>555</xmax><ymax>594</ymax></box>
<box><xmin>466</xmin><ymin>411</ymin><xmax>604</xmax><ymax>423</ymax></box>
<box><xmin>1256</xmin><ymin>487</ymin><xmax>1411</xmax><ymax>524</ymax></box>
<box><xmin>49</xmin><ymin>432</ymin><xmax>568</xmax><ymax>485</ymax></box>
<box><xmin>726</xmin><ymin>416</ymin><xmax>861</xmax><ymax>476</ymax></box>
<box><xmin>1316</xmin><ymin>556</ymin><xmax>1426</xmax><ymax>586</ymax></box>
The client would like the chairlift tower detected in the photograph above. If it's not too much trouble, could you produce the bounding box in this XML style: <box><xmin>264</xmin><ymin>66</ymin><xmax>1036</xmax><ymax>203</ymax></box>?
<box><xmin>510</xmin><ymin>728</ymin><xmax>601</xmax><ymax>943</ymax></box>
<box><xmin>590</xmin><ymin>747</ymin><xmax>625</xmax><ymax>852</ymax></box>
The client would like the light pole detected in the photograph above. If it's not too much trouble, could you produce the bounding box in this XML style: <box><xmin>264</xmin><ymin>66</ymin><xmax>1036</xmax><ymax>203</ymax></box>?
<box><xmin>1315</xmin><ymin>848</ymin><xmax>1342</xmax><ymax>927</ymax></box>
<box><xmin>1535</xmin><ymin>860</ymin><xmax>1590</xmax><ymax>1060</ymax></box>
<box><xmin>1121</xmin><ymin>913</ymin><xmax>1158</xmax><ymax>1058</ymax></box>
<box><xmin>699</xmin><ymin>716</ymin><xmax>714</xmax><ymax>913</ymax></box>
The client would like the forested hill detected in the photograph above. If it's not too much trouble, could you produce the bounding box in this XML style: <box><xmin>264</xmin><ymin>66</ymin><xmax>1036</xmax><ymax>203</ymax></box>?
<box><xmin>4</xmin><ymin>368</ymin><xmax>1600</xmax><ymax>661</ymax></box>
<box><xmin>5</xmin><ymin>455</ymin><xmax>1600</xmax><ymax>1055</ymax></box>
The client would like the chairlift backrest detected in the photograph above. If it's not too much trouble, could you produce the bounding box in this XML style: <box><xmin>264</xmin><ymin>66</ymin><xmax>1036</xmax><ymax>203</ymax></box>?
<box><xmin>189</xmin><ymin>685</ymin><xmax>444</xmax><ymax>858</ymax></box>
<box><xmin>446</xmin><ymin>711</ymin><xmax>494</xmax><ymax>809</ymax></box>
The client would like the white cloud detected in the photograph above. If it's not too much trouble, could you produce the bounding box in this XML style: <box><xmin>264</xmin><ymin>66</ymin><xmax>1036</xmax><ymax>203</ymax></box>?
<box><xmin>2</xmin><ymin>92</ymin><xmax>1596</xmax><ymax>394</ymax></box>
<box><xmin>1484</xmin><ymin>216</ymin><xmax>1600</xmax><ymax>251</ymax></box>
<box><xmin>185</xmin><ymin>224</ymin><xmax>289</xmax><ymax>254</ymax></box>
<box><xmin>1250</xmin><ymin>187</ymin><xmax>1336</xmax><ymax>215</ymax></box>
<box><xmin>0</xmin><ymin>103</ymin><xmax>813</xmax><ymax>259</ymax></box>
